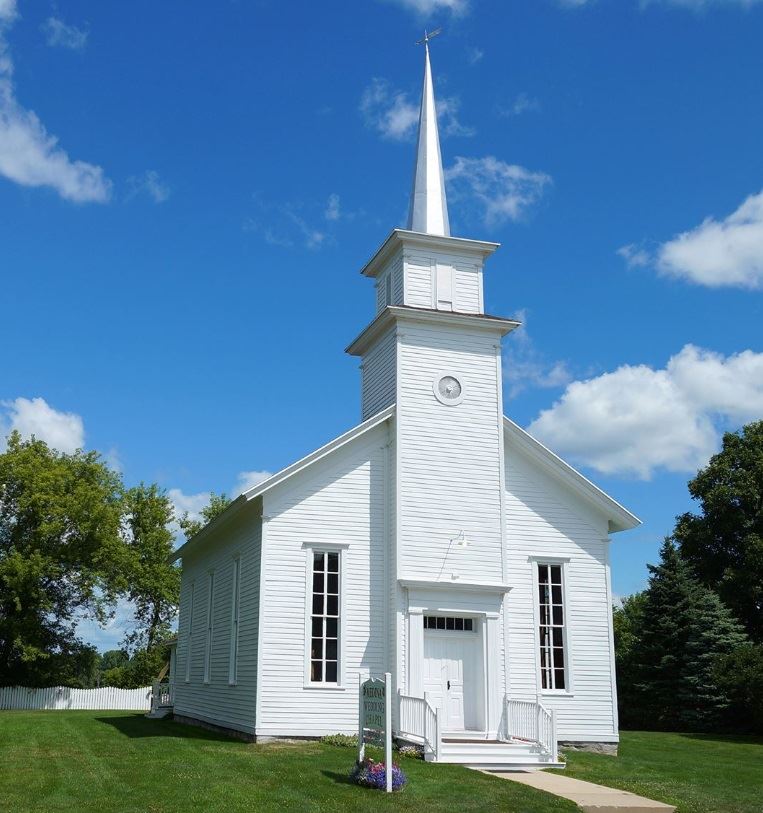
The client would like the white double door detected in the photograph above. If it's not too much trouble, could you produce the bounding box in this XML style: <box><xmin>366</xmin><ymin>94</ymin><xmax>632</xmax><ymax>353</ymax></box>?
<box><xmin>423</xmin><ymin>633</ymin><xmax>477</xmax><ymax>732</ymax></box>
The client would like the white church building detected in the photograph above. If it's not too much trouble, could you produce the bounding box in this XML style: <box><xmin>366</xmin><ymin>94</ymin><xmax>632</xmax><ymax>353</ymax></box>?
<box><xmin>170</xmin><ymin>42</ymin><xmax>639</xmax><ymax>769</ymax></box>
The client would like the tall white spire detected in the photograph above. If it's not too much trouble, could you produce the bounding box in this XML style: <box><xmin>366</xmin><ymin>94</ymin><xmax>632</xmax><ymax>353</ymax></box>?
<box><xmin>407</xmin><ymin>36</ymin><xmax>450</xmax><ymax>237</ymax></box>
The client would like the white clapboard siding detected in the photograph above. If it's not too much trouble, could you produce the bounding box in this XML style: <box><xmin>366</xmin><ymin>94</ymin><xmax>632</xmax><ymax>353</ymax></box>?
<box><xmin>173</xmin><ymin>506</ymin><xmax>262</xmax><ymax>736</ymax></box>
<box><xmin>361</xmin><ymin>326</ymin><xmax>397</xmax><ymax>420</ymax></box>
<box><xmin>397</xmin><ymin>321</ymin><xmax>504</xmax><ymax>583</ymax></box>
<box><xmin>0</xmin><ymin>685</ymin><xmax>151</xmax><ymax>711</ymax></box>
<box><xmin>504</xmin><ymin>441</ymin><xmax>617</xmax><ymax>741</ymax></box>
<box><xmin>404</xmin><ymin>256</ymin><xmax>434</xmax><ymax>309</ymax></box>
<box><xmin>257</xmin><ymin>421</ymin><xmax>390</xmax><ymax>738</ymax></box>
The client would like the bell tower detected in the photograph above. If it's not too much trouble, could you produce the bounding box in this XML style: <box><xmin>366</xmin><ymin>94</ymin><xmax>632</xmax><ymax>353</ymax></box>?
<box><xmin>347</xmin><ymin>34</ymin><xmax>518</xmax><ymax>586</ymax></box>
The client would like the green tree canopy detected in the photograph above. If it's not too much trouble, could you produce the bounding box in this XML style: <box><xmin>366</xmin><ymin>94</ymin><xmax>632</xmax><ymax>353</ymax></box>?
<box><xmin>673</xmin><ymin>421</ymin><xmax>763</xmax><ymax>641</ymax></box>
<box><xmin>121</xmin><ymin>484</ymin><xmax>180</xmax><ymax>653</ymax></box>
<box><xmin>0</xmin><ymin>432</ymin><xmax>124</xmax><ymax>685</ymax></box>
<box><xmin>177</xmin><ymin>492</ymin><xmax>231</xmax><ymax>541</ymax></box>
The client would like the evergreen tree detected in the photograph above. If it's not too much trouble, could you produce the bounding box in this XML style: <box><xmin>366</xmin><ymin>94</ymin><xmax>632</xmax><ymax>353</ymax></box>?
<box><xmin>633</xmin><ymin>540</ymin><xmax>697</xmax><ymax>729</ymax></box>
<box><xmin>679</xmin><ymin>587</ymin><xmax>747</xmax><ymax>730</ymax></box>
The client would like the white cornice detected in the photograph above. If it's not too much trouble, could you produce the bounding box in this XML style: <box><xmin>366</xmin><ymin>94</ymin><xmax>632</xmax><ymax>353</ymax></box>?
<box><xmin>346</xmin><ymin>305</ymin><xmax>519</xmax><ymax>357</ymax></box>
<box><xmin>360</xmin><ymin>229</ymin><xmax>499</xmax><ymax>279</ymax></box>
<box><xmin>399</xmin><ymin>578</ymin><xmax>512</xmax><ymax>594</ymax></box>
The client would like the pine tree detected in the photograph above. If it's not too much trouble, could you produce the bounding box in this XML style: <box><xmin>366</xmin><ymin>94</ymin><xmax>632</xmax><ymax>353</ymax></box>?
<box><xmin>679</xmin><ymin>588</ymin><xmax>747</xmax><ymax>730</ymax></box>
<box><xmin>633</xmin><ymin>540</ymin><xmax>697</xmax><ymax>729</ymax></box>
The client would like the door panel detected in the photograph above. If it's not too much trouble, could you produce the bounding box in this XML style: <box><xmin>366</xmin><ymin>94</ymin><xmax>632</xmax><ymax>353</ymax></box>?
<box><xmin>423</xmin><ymin>633</ymin><xmax>473</xmax><ymax>731</ymax></box>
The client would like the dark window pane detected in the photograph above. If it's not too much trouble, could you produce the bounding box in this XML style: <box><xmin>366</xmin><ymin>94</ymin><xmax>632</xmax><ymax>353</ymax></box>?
<box><xmin>313</xmin><ymin>573</ymin><xmax>324</xmax><ymax>594</ymax></box>
<box><xmin>455</xmin><ymin>618</ymin><xmax>463</xmax><ymax>631</ymax></box>
<box><xmin>311</xmin><ymin>618</ymin><xmax>322</xmax><ymax>637</ymax></box>
<box><xmin>327</xmin><ymin>553</ymin><xmax>339</xmax><ymax>573</ymax></box>
<box><xmin>539</xmin><ymin>584</ymin><xmax>550</xmax><ymax>604</ymax></box>
<box><xmin>437</xmin><ymin>617</ymin><xmax>446</xmax><ymax>630</ymax></box>
<box><xmin>465</xmin><ymin>619</ymin><xmax>473</xmax><ymax>631</ymax></box>
<box><xmin>553</xmin><ymin>605</ymin><xmax>564</xmax><ymax>625</ymax></box>
<box><xmin>538</xmin><ymin>565</ymin><xmax>549</xmax><ymax>583</ymax></box>
<box><xmin>313</xmin><ymin>552</ymin><xmax>324</xmax><ymax>571</ymax></box>
<box><xmin>325</xmin><ymin>661</ymin><xmax>338</xmax><ymax>683</ymax></box>
<box><xmin>554</xmin><ymin>669</ymin><xmax>566</xmax><ymax>690</ymax></box>
<box><xmin>326</xmin><ymin>618</ymin><xmax>338</xmax><ymax>638</ymax></box>
<box><xmin>311</xmin><ymin>661</ymin><xmax>322</xmax><ymax>682</ymax></box>
<box><xmin>446</xmin><ymin>617</ymin><xmax>455</xmax><ymax>630</ymax></box>
<box><xmin>424</xmin><ymin>617</ymin><xmax>432</xmax><ymax>629</ymax></box>
<box><xmin>311</xmin><ymin>638</ymin><xmax>323</xmax><ymax>659</ymax></box>
<box><xmin>326</xmin><ymin>639</ymin><xmax>337</xmax><ymax>660</ymax></box>
<box><xmin>312</xmin><ymin>594</ymin><xmax>323</xmax><ymax>615</ymax></box>
<box><xmin>553</xmin><ymin>628</ymin><xmax>563</xmax><ymax>647</ymax></box>
<box><xmin>554</xmin><ymin>647</ymin><xmax>565</xmax><ymax>670</ymax></box>
<box><xmin>541</xmin><ymin>668</ymin><xmax>549</xmax><ymax>690</ymax></box>
<box><xmin>552</xmin><ymin>585</ymin><xmax>562</xmax><ymax>605</ymax></box>
<box><xmin>327</xmin><ymin>574</ymin><xmax>339</xmax><ymax>594</ymax></box>
<box><xmin>539</xmin><ymin>605</ymin><xmax>550</xmax><ymax>625</ymax></box>
<box><xmin>540</xmin><ymin>648</ymin><xmax>548</xmax><ymax>668</ymax></box>
<box><xmin>540</xmin><ymin>627</ymin><xmax>550</xmax><ymax>647</ymax></box>
<box><xmin>327</xmin><ymin>595</ymin><xmax>338</xmax><ymax>616</ymax></box>
<box><xmin>550</xmin><ymin>566</ymin><xmax>562</xmax><ymax>585</ymax></box>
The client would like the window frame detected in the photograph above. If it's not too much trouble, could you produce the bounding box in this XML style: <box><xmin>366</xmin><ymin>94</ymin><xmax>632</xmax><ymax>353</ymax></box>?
<box><xmin>531</xmin><ymin>558</ymin><xmax>573</xmax><ymax>696</ymax></box>
<box><xmin>303</xmin><ymin>543</ymin><xmax>347</xmax><ymax>690</ymax></box>
<box><xmin>203</xmin><ymin>570</ymin><xmax>215</xmax><ymax>685</ymax></box>
<box><xmin>228</xmin><ymin>556</ymin><xmax>241</xmax><ymax>686</ymax></box>
<box><xmin>184</xmin><ymin>580</ymin><xmax>195</xmax><ymax>683</ymax></box>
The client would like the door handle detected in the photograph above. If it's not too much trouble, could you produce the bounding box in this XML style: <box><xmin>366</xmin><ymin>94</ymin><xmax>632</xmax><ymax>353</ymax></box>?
<box><xmin>447</xmin><ymin>680</ymin><xmax>451</xmax><ymax>691</ymax></box>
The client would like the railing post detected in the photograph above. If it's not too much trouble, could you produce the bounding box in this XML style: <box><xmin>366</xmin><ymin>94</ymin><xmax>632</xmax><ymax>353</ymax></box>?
<box><xmin>551</xmin><ymin>709</ymin><xmax>558</xmax><ymax>762</ymax></box>
<box><xmin>434</xmin><ymin>706</ymin><xmax>442</xmax><ymax>762</ymax></box>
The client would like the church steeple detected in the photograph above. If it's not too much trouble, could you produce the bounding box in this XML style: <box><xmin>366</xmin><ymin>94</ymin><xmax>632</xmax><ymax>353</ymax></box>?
<box><xmin>407</xmin><ymin>33</ymin><xmax>450</xmax><ymax>237</ymax></box>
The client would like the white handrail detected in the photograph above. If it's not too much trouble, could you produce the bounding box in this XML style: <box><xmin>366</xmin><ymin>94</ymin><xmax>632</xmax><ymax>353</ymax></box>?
<box><xmin>150</xmin><ymin>681</ymin><xmax>175</xmax><ymax>712</ymax></box>
<box><xmin>504</xmin><ymin>696</ymin><xmax>557</xmax><ymax>761</ymax></box>
<box><xmin>397</xmin><ymin>691</ymin><xmax>440</xmax><ymax>760</ymax></box>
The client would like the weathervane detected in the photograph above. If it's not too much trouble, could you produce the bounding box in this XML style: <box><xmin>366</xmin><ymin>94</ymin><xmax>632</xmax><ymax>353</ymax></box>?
<box><xmin>416</xmin><ymin>27</ymin><xmax>442</xmax><ymax>47</ymax></box>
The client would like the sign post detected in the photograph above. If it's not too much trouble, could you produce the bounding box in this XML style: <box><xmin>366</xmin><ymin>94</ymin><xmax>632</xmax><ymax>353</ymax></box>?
<box><xmin>358</xmin><ymin>672</ymin><xmax>393</xmax><ymax>792</ymax></box>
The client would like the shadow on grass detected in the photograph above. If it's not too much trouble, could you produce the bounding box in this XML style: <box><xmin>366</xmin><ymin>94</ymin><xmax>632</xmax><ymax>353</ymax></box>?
<box><xmin>676</xmin><ymin>732</ymin><xmax>763</xmax><ymax>746</ymax></box>
<box><xmin>320</xmin><ymin>770</ymin><xmax>356</xmax><ymax>787</ymax></box>
<box><xmin>95</xmin><ymin>714</ymin><xmax>239</xmax><ymax>743</ymax></box>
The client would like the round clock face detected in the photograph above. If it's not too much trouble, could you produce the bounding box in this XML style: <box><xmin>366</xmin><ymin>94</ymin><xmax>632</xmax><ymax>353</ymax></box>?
<box><xmin>434</xmin><ymin>374</ymin><xmax>464</xmax><ymax>405</ymax></box>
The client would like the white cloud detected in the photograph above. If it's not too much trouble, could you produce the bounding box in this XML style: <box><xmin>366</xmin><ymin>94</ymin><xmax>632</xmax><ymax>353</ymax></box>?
<box><xmin>382</xmin><ymin>0</ymin><xmax>469</xmax><ymax>15</ymax></box>
<box><xmin>527</xmin><ymin>344</ymin><xmax>763</xmax><ymax>479</ymax></box>
<box><xmin>359</xmin><ymin>78</ymin><xmax>473</xmax><ymax>141</ymax></box>
<box><xmin>497</xmin><ymin>93</ymin><xmax>541</xmax><ymax>118</ymax></box>
<box><xmin>245</xmin><ymin>195</ymin><xmax>331</xmax><ymax>250</ymax></box>
<box><xmin>0</xmin><ymin>5</ymin><xmax>111</xmax><ymax>202</ymax></box>
<box><xmin>75</xmin><ymin>597</ymin><xmax>136</xmax><ymax>653</ymax></box>
<box><xmin>0</xmin><ymin>396</ymin><xmax>84</xmax><ymax>454</ymax></box>
<box><xmin>127</xmin><ymin>170</ymin><xmax>170</xmax><ymax>203</ymax></box>
<box><xmin>325</xmin><ymin>193</ymin><xmax>341</xmax><ymax>221</ymax></box>
<box><xmin>655</xmin><ymin>190</ymin><xmax>763</xmax><ymax>289</ymax></box>
<box><xmin>445</xmin><ymin>156</ymin><xmax>551</xmax><ymax>227</ymax></box>
<box><xmin>167</xmin><ymin>488</ymin><xmax>209</xmax><ymax>526</ymax></box>
<box><xmin>233</xmin><ymin>470</ymin><xmax>272</xmax><ymax>496</ymax></box>
<box><xmin>617</xmin><ymin>242</ymin><xmax>651</xmax><ymax>269</ymax></box>
<box><xmin>467</xmin><ymin>47</ymin><xmax>484</xmax><ymax>65</ymax></box>
<box><xmin>42</xmin><ymin>16</ymin><xmax>88</xmax><ymax>51</ymax></box>
<box><xmin>503</xmin><ymin>309</ymin><xmax>572</xmax><ymax>398</ymax></box>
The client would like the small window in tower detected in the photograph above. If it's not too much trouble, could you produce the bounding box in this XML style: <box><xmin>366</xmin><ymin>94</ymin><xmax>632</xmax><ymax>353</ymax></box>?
<box><xmin>385</xmin><ymin>272</ymin><xmax>392</xmax><ymax>306</ymax></box>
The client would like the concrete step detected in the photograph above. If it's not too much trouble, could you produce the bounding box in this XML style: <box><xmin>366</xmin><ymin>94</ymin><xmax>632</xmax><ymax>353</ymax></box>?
<box><xmin>434</xmin><ymin>738</ymin><xmax>561</xmax><ymax>769</ymax></box>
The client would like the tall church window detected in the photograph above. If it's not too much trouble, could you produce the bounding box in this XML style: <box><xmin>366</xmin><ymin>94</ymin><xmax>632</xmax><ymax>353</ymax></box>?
<box><xmin>228</xmin><ymin>557</ymin><xmax>241</xmax><ymax>685</ymax></box>
<box><xmin>537</xmin><ymin>564</ymin><xmax>567</xmax><ymax>691</ymax></box>
<box><xmin>184</xmin><ymin>581</ymin><xmax>194</xmax><ymax>683</ymax></box>
<box><xmin>310</xmin><ymin>551</ymin><xmax>340</xmax><ymax>684</ymax></box>
<box><xmin>203</xmin><ymin>571</ymin><xmax>215</xmax><ymax>684</ymax></box>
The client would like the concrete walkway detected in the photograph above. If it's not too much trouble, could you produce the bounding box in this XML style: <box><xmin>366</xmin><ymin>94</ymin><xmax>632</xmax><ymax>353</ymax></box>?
<box><xmin>490</xmin><ymin>770</ymin><xmax>676</xmax><ymax>813</ymax></box>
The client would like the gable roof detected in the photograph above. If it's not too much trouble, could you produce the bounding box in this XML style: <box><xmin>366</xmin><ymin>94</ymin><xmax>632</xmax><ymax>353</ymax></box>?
<box><xmin>171</xmin><ymin>405</ymin><xmax>395</xmax><ymax>562</ymax></box>
<box><xmin>503</xmin><ymin>416</ymin><xmax>640</xmax><ymax>534</ymax></box>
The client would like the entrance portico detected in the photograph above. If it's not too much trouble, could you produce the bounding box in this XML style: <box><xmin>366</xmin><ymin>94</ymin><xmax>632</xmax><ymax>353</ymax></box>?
<box><xmin>401</xmin><ymin>580</ymin><xmax>510</xmax><ymax>739</ymax></box>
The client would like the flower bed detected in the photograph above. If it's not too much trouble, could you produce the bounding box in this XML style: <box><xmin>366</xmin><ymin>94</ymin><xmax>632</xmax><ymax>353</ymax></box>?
<box><xmin>351</xmin><ymin>757</ymin><xmax>407</xmax><ymax>791</ymax></box>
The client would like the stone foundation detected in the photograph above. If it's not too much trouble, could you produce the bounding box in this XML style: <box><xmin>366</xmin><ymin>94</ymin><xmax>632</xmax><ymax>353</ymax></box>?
<box><xmin>173</xmin><ymin>713</ymin><xmax>256</xmax><ymax>742</ymax></box>
<box><xmin>558</xmin><ymin>740</ymin><xmax>618</xmax><ymax>756</ymax></box>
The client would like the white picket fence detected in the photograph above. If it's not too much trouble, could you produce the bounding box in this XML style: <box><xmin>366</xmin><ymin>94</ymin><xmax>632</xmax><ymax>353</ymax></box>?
<box><xmin>0</xmin><ymin>685</ymin><xmax>152</xmax><ymax>711</ymax></box>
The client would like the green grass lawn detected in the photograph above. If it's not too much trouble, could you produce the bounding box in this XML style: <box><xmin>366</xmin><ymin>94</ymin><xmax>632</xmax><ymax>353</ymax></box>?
<box><xmin>562</xmin><ymin>730</ymin><xmax>763</xmax><ymax>813</ymax></box>
<box><xmin>0</xmin><ymin>710</ymin><xmax>573</xmax><ymax>813</ymax></box>
<box><xmin>1</xmin><ymin>713</ymin><xmax>760</xmax><ymax>813</ymax></box>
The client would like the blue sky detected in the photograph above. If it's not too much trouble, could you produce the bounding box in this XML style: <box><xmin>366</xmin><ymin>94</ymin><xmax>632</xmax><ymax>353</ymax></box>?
<box><xmin>1</xmin><ymin>0</ymin><xmax>762</xmax><ymax>650</ymax></box>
